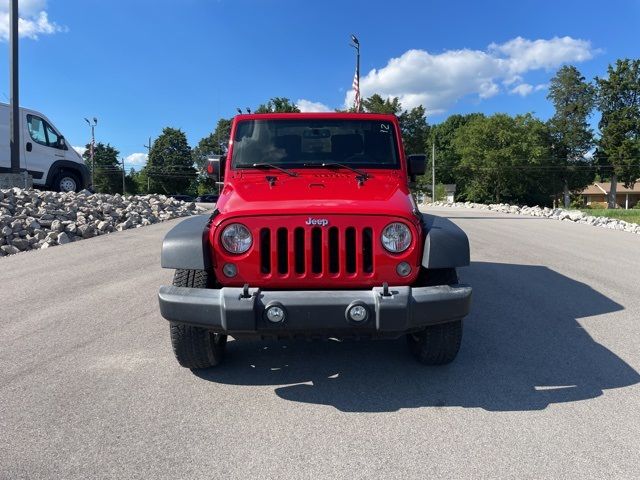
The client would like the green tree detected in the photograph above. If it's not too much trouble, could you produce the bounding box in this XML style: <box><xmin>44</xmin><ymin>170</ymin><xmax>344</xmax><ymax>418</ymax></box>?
<box><xmin>142</xmin><ymin>127</ymin><xmax>195</xmax><ymax>194</ymax></box>
<box><xmin>547</xmin><ymin>65</ymin><xmax>596</xmax><ymax>207</ymax></box>
<box><xmin>595</xmin><ymin>59</ymin><xmax>640</xmax><ymax>208</ymax></box>
<box><xmin>192</xmin><ymin>118</ymin><xmax>232</xmax><ymax>195</ymax></box>
<box><xmin>399</xmin><ymin>105</ymin><xmax>430</xmax><ymax>155</ymax></box>
<box><xmin>361</xmin><ymin>94</ymin><xmax>402</xmax><ymax>114</ymax></box>
<box><xmin>125</xmin><ymin>168</ymin><xmax>140</xmax><ymax>195</ymax></box>
<box><xmin>361</xmin><ymin>94</ymin><xmax>429</xmax><ymax>155</ymax></box>
<box><xmin>422</xmin><ymin>113</ymin><xmax>485</xmax><ymax>196</ymax></box>
<box><xmin>192</xmin><ymin>118</ymin><xmax>232</xmax><ymax>170</ymax></box>
<box><xmin>255</xmin><ymin>97</ymin><xmax>300</xmax><ymax>113</ymax></box>
<box><xmin>83</xmin><ymin>142</ymin><xmax>122</xmax><ymax>194</ymax></box>
<box><xmin>454</xmin><ymin>113</ymin><xmax>553</xmax><ymax>205</ymax></box>
<box><xmin>133</xmin><ymin>168</ymin><xmax>150</xmax><ymax>194</ymax></box>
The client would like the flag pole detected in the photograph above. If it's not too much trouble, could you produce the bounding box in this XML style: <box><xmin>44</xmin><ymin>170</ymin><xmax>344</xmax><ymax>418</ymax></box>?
<box><xmin>350</xmin><ymin>35</ymin><xmax>360</xmax><ymax>112</ymax></box>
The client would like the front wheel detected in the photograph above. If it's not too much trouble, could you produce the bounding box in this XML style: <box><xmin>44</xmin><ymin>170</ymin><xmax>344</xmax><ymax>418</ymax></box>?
<box><xmin>408</xmin><ymin>267</ymin><xmax>462</xmax><ymax>365</ymax></box>
<box><xmin>53</xmin><ymin>170</ymin><xmax>81</xmax><ymax>192</ymax></box>
<box><xmin>169</xmin><ymin>269</ymin><xmax>227</xmax><ymax>369</ymax></box>
<box><xmin>170</xmin><ymin>322</ymin><xmax>227</xmax><ymax>369</ymax></box>
<box><xmin>407</xmin><ymin>320</ymin><xmax>462</xmax><ymax>365</ymax></box>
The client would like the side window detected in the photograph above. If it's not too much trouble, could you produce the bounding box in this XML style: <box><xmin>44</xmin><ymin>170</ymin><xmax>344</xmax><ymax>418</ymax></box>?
<box><xmin>45</xmin><ymin>122</ymin><xmax>63</xmax><ymax>149</ymax></box>
<box><xmin>26</xmin><ymin>114</ymin><xmax>65</xmax><ymax>150</ymax></box>
<box><xmin>27</xmin><ymin>114</ymin><xmax>48</xmax><ymax>146</ymax></box>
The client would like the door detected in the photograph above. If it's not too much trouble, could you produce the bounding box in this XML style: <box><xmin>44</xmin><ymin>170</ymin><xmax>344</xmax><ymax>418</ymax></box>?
<box><xmin>23</xmin><ymin>112</ymin><xmax>67</xmax><ymax>184</ymax></box>
<box><xmin>0</xmin><ymin>105</ymin><xmax>27</xmax><ymax>173</ymax></box>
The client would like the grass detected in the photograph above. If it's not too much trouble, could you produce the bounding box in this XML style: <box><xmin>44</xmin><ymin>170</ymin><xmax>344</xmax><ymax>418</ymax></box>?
<box><xmin>580</xmin><ymin>208</ymin><xmax>640</xmax><ymax>224</ymax></box>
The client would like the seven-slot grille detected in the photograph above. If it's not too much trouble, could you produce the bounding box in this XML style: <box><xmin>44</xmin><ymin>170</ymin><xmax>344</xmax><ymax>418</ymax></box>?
<box><xmin>259</xmin><ymin>225</ymin><xmax>374</xmax><ymax>277</ymax></box>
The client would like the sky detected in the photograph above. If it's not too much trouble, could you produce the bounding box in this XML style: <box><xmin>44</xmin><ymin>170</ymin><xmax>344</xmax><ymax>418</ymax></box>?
<box><xmin>0</xmin><ymin>0</ymin><xmax>639</xmax><ymax>169</ymax></box>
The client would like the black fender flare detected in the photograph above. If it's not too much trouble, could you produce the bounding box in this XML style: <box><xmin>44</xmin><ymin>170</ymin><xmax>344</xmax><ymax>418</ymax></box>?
<box><xmin>421</xmin><ymin>214</ymin><xmax>470</xmax><ymax>269</ymax></box>
<box><xmin>45</xmin><ymin>160</ymin><xmax>91</xmax><ymax>189</ymax></box>
<box><xmin>161</xmin><ymin>215</ymin><xmax>213</xmax><ymax>271</ymax></box>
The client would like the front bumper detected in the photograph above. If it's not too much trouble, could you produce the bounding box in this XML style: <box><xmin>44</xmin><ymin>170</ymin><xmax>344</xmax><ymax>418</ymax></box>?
<box><xmin>158</xmin><ymin>284</ymin><xmax>472</xmax><ymax>337</ymax></box>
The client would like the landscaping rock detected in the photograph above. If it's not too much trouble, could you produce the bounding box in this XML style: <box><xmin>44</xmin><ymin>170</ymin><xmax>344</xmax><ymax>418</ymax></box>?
<box><xmin>0</xmin><ymin>188</ymin><xmax>205</xmax><ymax>258</ymax></box>
<box><xmin>57</xmin><ymin>232</ymin><xmax>71</xmax><ymax>245</ymax></box>
<box><xmin>11</xmin><ymin>238</ymin><xmax>30</xmax><ymax>251</ymax></box>
<box><xmin>426</xmin><ymin>200</ymin><xmax>640</xmax><ymax>236</ymax></box>
<box><xmin>1</xmin><ymin>244</ymin><xmax>20</xmax><ymax>255</ymax></box>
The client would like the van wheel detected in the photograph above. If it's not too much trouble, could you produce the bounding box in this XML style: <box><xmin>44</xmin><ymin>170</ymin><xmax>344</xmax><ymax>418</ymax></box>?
<box><xmin>54</xmin><ymin>171</ymin><xmax>80</xmax><ymax>192</ymax></box>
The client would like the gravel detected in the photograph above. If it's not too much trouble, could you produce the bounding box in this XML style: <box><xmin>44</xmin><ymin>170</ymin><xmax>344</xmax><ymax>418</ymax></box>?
<box><xmin>428</xmin><ymin>201</ymin><xmax>640</xmax><ymax>235</ymax></box>
<box><xmin>0</xmin><ymin>188</ymin><xmax>205</xmax><ymax>257</ymax></box>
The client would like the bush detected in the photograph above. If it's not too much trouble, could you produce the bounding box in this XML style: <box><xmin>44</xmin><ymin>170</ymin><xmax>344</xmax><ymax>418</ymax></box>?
<box><xmin>586</xmin><ymin>202</ymin><xmax>608</xmax><ymax>209</ymax></box>
<box><xmin>633</xmin><ymin>202</ymin><xmax>640</xmax><ymax>209</ymax></box>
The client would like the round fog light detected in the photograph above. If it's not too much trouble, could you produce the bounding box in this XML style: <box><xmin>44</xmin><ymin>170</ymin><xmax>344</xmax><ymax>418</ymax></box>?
<box><xmin>222</xmin><ymin>263</ymin><xmax>237</xmax><ymax>277</ymax></box>
<box><xmin>265</xmin><ymin>304</ymin><xmax>285</xmax><ymax>323</ymax></box>
<box><xmin>347</xmin><ymin>304</ymin><xmax>368</xmax><ymax>323</ymax></box>
<box><xmin>396</xmin><ymin>262</ymin><xmax>412</xmax><ymax>277</ymax></box>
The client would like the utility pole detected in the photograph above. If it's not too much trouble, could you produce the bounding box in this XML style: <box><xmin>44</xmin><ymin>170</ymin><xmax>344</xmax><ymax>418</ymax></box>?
<box><xmin>143</xmin><ymin>137</ymin><xmax>152</xmax><ymax>192</ymax></box>
<box><xmin>121</xmin><ymin>158</ymin><xmax>126</xmax><ymax>195</ymax></box>
<box><xmin>9</xmin><ymin>0</ymin><xmax>20</xmax><ymax>175</ymax></box>
<box><xmin>84</xmin><ymin>117</ymin><xmax>98</xmax><ymax>186</ymax></box>
<box><xmin>432</xmin><ymin>142</ymin><xmax>436</xmax><ymax>203</ymax></box>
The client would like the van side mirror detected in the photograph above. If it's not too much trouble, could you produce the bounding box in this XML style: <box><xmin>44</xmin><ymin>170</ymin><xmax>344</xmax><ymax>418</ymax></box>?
<box><xmin>205</xmin><ymin>155</ymin><xmax>226</xmax><ymax>182</ymax></box>
<box><xmin>407</xmin><ymin>154</ymin><xmax>427</xmax><ymax>179</ymax></box>
<box><xmin>59</xmin><ymin>136</ymin><xmax>67</xmax><ymax>149</ymax></box>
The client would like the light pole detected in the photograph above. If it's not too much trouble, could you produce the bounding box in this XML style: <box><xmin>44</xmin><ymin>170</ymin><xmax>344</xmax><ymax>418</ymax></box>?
<box><xmin>9</xmin><ymin>0</ymin><xmax>20</xmax><ymax>175</ymax></box>
<box><xmin>84</xmin><ymin>117</ymin><xmax>97</xmax><ymax>186</ymax></box>
<box><xmin>350</xmin><ymin>34</ymin><xmax>361</xmax><ymax>112</ymax></box>
<box><xmin>121</xmin><ymin>158</ymin><xmax>126</xmax><ymax>195</ymax></box>
<box><xmin>432</xmin><ymin>142</ymin><xmax>436</xmax><ymax>203</ymax></box>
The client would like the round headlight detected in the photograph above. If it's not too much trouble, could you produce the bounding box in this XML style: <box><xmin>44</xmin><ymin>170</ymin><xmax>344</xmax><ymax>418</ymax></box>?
<box><xmin>381</xmin><ymin>222</ymin><xmax>412</xmax><ymax>253</ymax></box>
<box><xmin>221</xmin><ymin>223</ymin><xmax>252</xmax><ymax>254</ymax></box>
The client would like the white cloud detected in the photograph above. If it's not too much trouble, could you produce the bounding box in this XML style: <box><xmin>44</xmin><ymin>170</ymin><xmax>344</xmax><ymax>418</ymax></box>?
<box><xmin>342</xmin><ymin>36</ymin><xmax>595</xmax><ymax>114</ymax></box>
<box><xmin>124</xmin><ymin>152</ymin><xmax>148</xmax><ymax>169</ymax></box>
<box><xmin>0</xmin><ymin>0</ymin><xmax>66</xmax><ymax>41</ymax></box>
<box><xmin>73</xmin><ymin>146</ymin><xmax>86</xmax><ymax>156</ymax></box>
<box><xmin>489</xmin><ymin>36</ymin><xmax>594</xmax><ymax>74</ymax></box>
<box><xmin>509</xmin><ymin>82</ymin><xmax>549</xmax><ymax>97</ymax></box>
<box><xmin>296</xmin><ymin>99</ymin><xmax>332</xmax><ymax>112</ymax></box>
<box><xmin>510</xmin><ymin>83</ymin><xmax>534</xmax><ymax>96</ymax></box>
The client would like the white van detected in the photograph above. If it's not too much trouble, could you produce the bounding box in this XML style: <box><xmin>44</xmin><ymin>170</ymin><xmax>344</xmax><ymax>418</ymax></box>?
<box><xmin>0</xmin><ymin>103</ymin><xmax>90</xmax><ymax>192</ymax></box>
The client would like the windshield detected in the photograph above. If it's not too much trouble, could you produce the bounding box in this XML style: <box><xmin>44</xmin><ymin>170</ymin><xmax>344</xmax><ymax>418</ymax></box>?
<box><xmin>232</xmin><ymin>119</ymin><xmax>400</xmax><ymax>169</ymax></box>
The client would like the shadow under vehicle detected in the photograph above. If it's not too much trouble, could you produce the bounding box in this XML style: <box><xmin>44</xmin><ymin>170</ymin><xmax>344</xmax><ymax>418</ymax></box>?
<box><xmin>194</xmin><ymin>261</ymin><xmax>639</xmax><ymax>412</ymax></box>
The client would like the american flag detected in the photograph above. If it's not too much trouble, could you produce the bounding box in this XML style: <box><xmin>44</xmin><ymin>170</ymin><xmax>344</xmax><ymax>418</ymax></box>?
<box><xmin>89</xmin><ymin>137</ymin><xmax>94</xmax><ymax>158</ymax></box>
<box><xmin>352</xmin><ymin>65</ymin><xmax>361</xmax><ymax>112</ymax></box>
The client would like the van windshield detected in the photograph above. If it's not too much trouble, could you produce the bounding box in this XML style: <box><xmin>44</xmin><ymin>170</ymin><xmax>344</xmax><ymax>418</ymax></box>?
<box><xmin>232</xmin><ymin>119</ymin><xmax>400</xmax><ymax>169</ymax></box>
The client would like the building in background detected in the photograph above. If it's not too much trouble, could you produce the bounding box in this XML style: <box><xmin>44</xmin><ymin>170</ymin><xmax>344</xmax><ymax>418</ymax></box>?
<box><xmin>581</xmin><ymin>182</ymin><xmax>640</xmax><ymax>209</ymax></box>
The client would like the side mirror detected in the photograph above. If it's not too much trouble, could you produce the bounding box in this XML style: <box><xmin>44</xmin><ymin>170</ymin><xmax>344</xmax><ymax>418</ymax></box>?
<box><xmin>59</xmin><ymin>136</ymin><xmax>67</xmax><ymax>149</ymax></box>
<box><xmin>407</xmin><ymin>154</ymin><xmax>427</xmax><ymax>179</ymax></box>
<box><xmin>205</xmin><ymin>155</ymin><xmax>226</xmax><ymax>182</ymax></box>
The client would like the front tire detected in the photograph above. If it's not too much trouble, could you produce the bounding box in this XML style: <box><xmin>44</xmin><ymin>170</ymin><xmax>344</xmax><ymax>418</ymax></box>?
<box><xmin>53</xmin><ymin>170</ymin><xmax>81</xmax><ymax>192</ymax></box>
<box><xmin>169</xmin><ymin>269</ymin><xmax>227</xmax><ymax>369</ymax></box>
<box><xmin>407</xmin><ymin>320</ymin><xmax>462</xmax><ymax>365</ymax></box>
<box><xmin>408</xmin><ymin>267</ymin><xmax>463</xmax><ymax>365</ymax></box>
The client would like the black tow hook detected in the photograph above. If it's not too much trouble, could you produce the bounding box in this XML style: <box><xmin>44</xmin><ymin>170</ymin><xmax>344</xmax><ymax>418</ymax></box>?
<box><xmin>241</xmin><ymin>283</ymin><xmax>252</xmax><ymax>299</ymax></box>
<box><xmin>382</xmin><ymin>282</ymin><xmax>392</xmax><ymax>297</ymax></box>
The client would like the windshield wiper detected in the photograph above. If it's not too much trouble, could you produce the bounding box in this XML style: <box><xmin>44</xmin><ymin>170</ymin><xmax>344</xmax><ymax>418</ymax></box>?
<box><xmin>306</xmin><ymin>162</ymin><xmax>371</xmax><ymax>182</ymax></box>
<box><xmin>250</xmin><ymin>163</ymin><xmax>298</xmax><ymax>177</ymax></box>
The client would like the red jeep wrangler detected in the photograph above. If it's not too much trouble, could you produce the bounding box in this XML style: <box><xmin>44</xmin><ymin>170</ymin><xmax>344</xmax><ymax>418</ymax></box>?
<box><xmin>158</xmin><ymin>113</ymin><xmax>472</xmax><ymax>368</ymax></box>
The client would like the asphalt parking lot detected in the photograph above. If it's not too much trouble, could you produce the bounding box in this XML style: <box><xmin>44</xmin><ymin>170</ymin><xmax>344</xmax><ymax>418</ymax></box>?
<box><xmin>1</xmin><ymin>207</ymin><xmax>639</xmax><ymax>479</ymax></box>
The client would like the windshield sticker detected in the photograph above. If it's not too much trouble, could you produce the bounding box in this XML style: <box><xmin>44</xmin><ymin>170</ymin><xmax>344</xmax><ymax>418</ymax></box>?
<box><xmin>380</xmin><ymin>123</ymin><xmax>390</xmax><ymax>133</ymax></box>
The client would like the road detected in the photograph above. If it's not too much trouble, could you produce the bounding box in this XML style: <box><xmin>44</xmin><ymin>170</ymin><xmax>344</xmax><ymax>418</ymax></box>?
<box><xmin>1</xmin><ymin>207</ymin><xmax>639</xmax><ymax>479</ymax></box>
